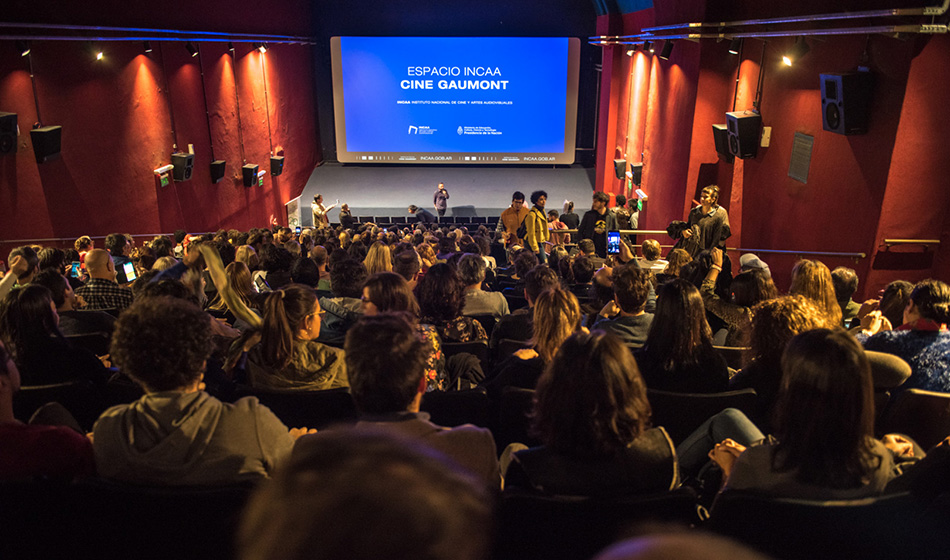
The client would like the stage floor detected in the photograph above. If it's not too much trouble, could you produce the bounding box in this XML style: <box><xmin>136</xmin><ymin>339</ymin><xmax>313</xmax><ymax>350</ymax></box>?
<box><xmin>296</xmin><ymin>162</ymin><xmax>595</xmax><ymax>225</ymax></box>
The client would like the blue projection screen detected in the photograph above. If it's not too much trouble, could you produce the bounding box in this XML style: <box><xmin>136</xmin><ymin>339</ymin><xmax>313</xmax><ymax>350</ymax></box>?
<box><xmin>331</xmin><ymin>37</ymin><xmax>580</xmax><ymax>164</ymax></box>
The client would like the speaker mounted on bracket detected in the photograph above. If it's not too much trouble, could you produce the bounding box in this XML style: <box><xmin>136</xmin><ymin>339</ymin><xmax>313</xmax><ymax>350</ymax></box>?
<box><xmin>725</xmin><ymin>111</ymin><xmax>762</xmax><ymax>159</ymax></box>
<box><xmin>821</xmin><ymin>72</ymin><xmax>873</xmax><ymax>135</ymax></box>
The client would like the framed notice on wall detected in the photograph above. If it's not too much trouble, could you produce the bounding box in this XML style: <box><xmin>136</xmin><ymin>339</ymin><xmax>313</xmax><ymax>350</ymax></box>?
<box><xmin>788</xmin><ymin>132</ymin><xmax>814</xmax><ymax>183</ymax></box>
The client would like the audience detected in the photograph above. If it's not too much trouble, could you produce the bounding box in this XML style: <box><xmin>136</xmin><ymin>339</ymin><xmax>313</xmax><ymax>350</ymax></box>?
<box><xmin>458</xmin><ymin>253</ymin><xmax>509</xmax><ymax>318</ymax></box>
<box><xmin>415</xmin><ymin>263</ymin><xmax>487</xmax><ymax>343</ymax></box>
<box><xmin>832</xmin><ymin>266</ymin><xmax>861</xmax><ymax>327</ymax></box>
<box><xmin>639</xmin><ymin>239</ymin><xmax>668</xmax><ymax>272</ymax></box>
<box><xmin>789</xmin><ymin>259</ymin><xmax>843</xmax><ymax>326</ymax></box>
<box><xmin>31</xmin><ymin>269</ymin><xmax>116</xmax><ymax>337</ymax></box>
<box><xmin>701</xmin><ymin>248</ymin><xmax>777</xmax><ymax>347</ymax></box>
<box><xmin>74</xmin><ymin>248</ymin><xmax>134</xmax><ymax>312</ymax></box>
<box><xmin>592</xmin><ymin>265</ymin><xmax>654</xmax><ymax>349</ymax></box>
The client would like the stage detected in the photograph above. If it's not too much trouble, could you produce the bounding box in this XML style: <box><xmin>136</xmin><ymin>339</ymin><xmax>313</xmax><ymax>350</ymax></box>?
<box><xmin>296</xmin><ymin>162</ymin><xmax>596</xmax><ymax>225</ymax></box>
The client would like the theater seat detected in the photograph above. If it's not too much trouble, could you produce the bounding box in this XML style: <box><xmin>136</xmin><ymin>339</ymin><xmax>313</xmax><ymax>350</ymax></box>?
<box><xmin>231</xmin><ymin>386</ymin><xmax>358</xmax><ymax>430</ymax></box>
<box><xmin>420</xmin><ymin>387</ymin><xmax>490</xmax><ymax>428</ymax></box>
<box><xmin>494</xmin><ymin>387</ymin><xmax>539</xmax><ymax>449</ymax></box>
<box><xmin>495</xmin><ymin>486</ymin><xmax>699</xmax><ymax>560</ymax></box>
<box><xmin>880</xmin><ymin>388</ymin><xmax>950</xmax><ymax>450</ymax></box>
<box><xmin>709</xmin><ymin>489</ymin><xmax>950</xmax><ymax>560</ymax></box>
<box><xmin>646</xmin><ymin>388</ymin><xmax>758</xmax><ymax>445</ymax></box>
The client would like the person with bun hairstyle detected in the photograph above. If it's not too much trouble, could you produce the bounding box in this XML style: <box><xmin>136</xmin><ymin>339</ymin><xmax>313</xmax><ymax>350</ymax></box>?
<box><xmin>200</xmin><ymin>245</ymin><xmax>347</xmax><ymax>391</ymax></box>
<box><xmin>860</xmin><ymin>279</ymin><xmax>950</xmax><ymax>394</ymax></box>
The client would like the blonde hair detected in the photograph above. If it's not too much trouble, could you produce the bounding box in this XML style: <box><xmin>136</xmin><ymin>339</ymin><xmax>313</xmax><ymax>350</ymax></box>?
<box><xmin>152</xmin><ymin>256</ymin><xmax>178</xmax><ymax>271</ymax></box>
<box><xmin>363</xmin><ymin>242</ymin><xmax>393</xmax><ymax>275</ymax></box>
<box><xmin>531</xmin><ymin>288</ymin><xmax>582</xmax><ymax>363</ymax></box>
<box><xmin>235</xmin><ymin>245</ymin><xmax>260</xmax><ymax>271</ymax></box>
<box><xmin>209</xmin><ymin>261</ymin><xmax>255</xmax><ymax>312</ymax></box>
<box><xmin>789</xmin><ymin>259</ymin><xmax>843</xmax><ymax>326</ymax></box>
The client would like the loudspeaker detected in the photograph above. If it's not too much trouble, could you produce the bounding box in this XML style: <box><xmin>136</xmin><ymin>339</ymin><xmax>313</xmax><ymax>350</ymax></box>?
<box><xmin>210</xmin><ymin>160</ymin><xmax>226</xmax><ymax>183</ymax></box>
<box><xmin>726</xmin><ymin>111</ymin><xmax>761</xmax><ymax>159</ymax></box>
<box><xmin>0</xmin><ymin>112</ymin><xmax>17</xmax><ymax>155</ymax></box>
<box><xmin>821</xmin><ymin>72</ymin><xmax>873</xmax><ymax>135</ymax></box>
<box><xmin>712</xmin><ymin>123</ymin><xmax>734</xmax><ymax>163</ymax></box>
<box><xmin>30</xmin><ymin>126</ymin><xmax>62</xmax><ymax>163</ymax></box>
<box><xmin>613</xmin><ymin>159</ymin><xmax>626</xmax><ymax>180</ymax></box>
<box><xmin>270</xmin><ymin>155</ymin><xmax>284</xmax><ymax>176</ymax></box>
<box><xmin>171</xmin><ymin>152</ymin><xmax>194</xmax><ymax>181</ymax></box>
<box><xmin>242</xmin><ymin>164</ymin><xmax>259</xmax><ymax>187</ymax></box>
<box><xmin>630</xmin><ymin>162</ymin><xmax>643</xmax><ymax>186</ymax></box>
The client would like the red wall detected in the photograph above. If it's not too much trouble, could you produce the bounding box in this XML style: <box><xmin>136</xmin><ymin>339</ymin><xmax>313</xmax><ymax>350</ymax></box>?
<box><xmin>597</xmin><ymin>3</ymin><xmax>950</xmax><ymax>297</ymax></box>
<box><xmin>0</xmin><ymin>1</ymin><xmax>319</xmax><ymax>256</ymax></box>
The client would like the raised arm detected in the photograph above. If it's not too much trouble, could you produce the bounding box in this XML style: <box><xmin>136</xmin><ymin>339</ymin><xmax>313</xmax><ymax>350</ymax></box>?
<box><xmin>198</xmin><ymin>244</ymin><xmax>262</xmax><ymax>329</ymax></box>
<box><xmin>0</xmin><ymin>255</ymin><xmax>28</xmax><ymax>301</ymax></box>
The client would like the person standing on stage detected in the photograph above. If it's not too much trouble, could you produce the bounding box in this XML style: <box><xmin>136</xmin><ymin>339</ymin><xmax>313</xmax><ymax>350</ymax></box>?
<box><xmin>677</xmin><ymin>185</ymin><xmax>730</xmax><ymax>257</ymax></box>
<box><xmin>496</xmin><ymin>191</ymin><xmax>530</xmax><ymax>248</ymax></box>
<box><xmin>577</xmin><ymin>191</ymin><xmax>618</xmax><ymax>259</ymax></box>
<box><xmin>524</xmin><ymin>190</ymin><xmax>550</xmax><ymax>264</ymax></box>
<box><xmin>311</xmin><ymin>195</ymin><xmax>338</xmax><ymax>229</ymax></box>
<box><xmin>433</xmin><ymin>182</ymin><xmax>450</xmax><ymax>218</ymax></box>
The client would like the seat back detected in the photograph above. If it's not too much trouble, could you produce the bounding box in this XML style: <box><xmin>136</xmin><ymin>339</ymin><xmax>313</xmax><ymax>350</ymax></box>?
<box><xmin>495</xmin><ymin>487</ymin><xmax>698</xmax><ymax>560</ymax></box>
<box><xmin>709</xmin><ymin>490</ymin><xmax>950</xmax><ymax>560</ymax></box>
<box><xmin>646</xmin><ymin>388</ymin><xmax>758</xmax><ymax>445</ymax></box>
<box><xmin>441</xmin><ymin>340</ymin><xmax>490</xmax><ymax>373</ymax></box>
<box><xmin>13</xmin><ymin>380</ymin><xmax>98</xmax><ymax>429</ymax></box>
<box><xmin>494</xmin><ymin>338</ymin><xmax>529</xmax><ymax>366</ymax></box>
<box><xmin>495</xmin><ymin>387</ymin><xmax>539</xmax><ymax>449</ymax></box>
<box><xmin>65</xmin><ymin>332</ymin><xmax>111</xmax><ymax>356</ymax></box>
<box><xmin>420</xmin><ymin>387</ymin><xmax>490</xmax><ymax>428</ymax></box>
<box><xmin>232</xmin><ymin>386</ymin><xmax>358</xmax><ymax>429</ymax></box>
<box><xmin>713</xmin><ymin>345</ymin><xmax>750</xmax><ymax>370</ymax></box>
<box><xmin>880</xmin><ymin>388</ymin><xmax>950</xmax><ymax>449</ymax></box>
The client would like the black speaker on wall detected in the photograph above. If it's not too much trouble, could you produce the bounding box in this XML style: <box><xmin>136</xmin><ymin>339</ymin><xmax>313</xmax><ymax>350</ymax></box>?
<box><xmin>726</xmin><ymin>111</ymin><xmax>761</xmax><ymax>159</ymax></box>
<box><xmin>242</xmin><ymin>164</ymin><xmax>259</xmax><ymax>187</ymax></box>
<box><xmin>630</xmin><ymin>162</ymin><xmax>643</xmax><ymax>186</ymax></box>
<box><xmin>711</xmin><ymin>124</ymin><xmax>734</xmax><ymax>163</ymax></box>
<box><xmin>270</xmin><ymin>156</ymin><xmax>284</xmax><ymax>176</ymax></box>
<box><xmin>0</xmin><ymin>112</ymin><xmax>17</xmax><ymax>155</ymax></box>
<box><xmin>821</xmin><ymin>72</ymin><xmax>873</xmax><ymax>135</ymax></box>
<box><xmin>210</xmin><ymin>160</ymin><xmax>226</xmax><ymax>183</ymax></box>
<box><xmin>171</xmin><ymin>152</ymin><xmax>194</xmax><ymax>181</ymax></box>
<box><xmin>613</xmin><ymin>159</ymin><xmax>626</xmax><ymax>180</ymax></box>
<box><xmin>30</xmin><ymin>126</ymin><xmax>62</xmax><ymax>163</ymax></box>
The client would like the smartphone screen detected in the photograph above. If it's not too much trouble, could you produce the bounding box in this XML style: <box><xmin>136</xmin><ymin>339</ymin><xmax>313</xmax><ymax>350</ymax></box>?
<box><xmin>69</xmin><ymin>261</ymin><xmax>82</xmax><ymax>278</ymax></box>
<box><xmin>295</xmin><ymin>226</ymin><xmax>302</xmax><ymax>234</ymax></box>
<box><xmin>607</xmin><ymin>231</ymin><xmax>621</xmax><ymax>255</ymax></box>
<box><xmin>254</xmin><ymin>275</ymin><xmax>272</xmax><ymax>292</ymax></box>
<box><xmin>123</xmin><ymin>262</ymin><xmax>137</xmax><ymax>282</ymax></box>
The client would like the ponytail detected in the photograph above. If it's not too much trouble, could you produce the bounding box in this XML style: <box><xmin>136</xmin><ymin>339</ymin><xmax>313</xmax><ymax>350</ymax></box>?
<box><xmin>258</xmin><ymin>285</ymin><xmax>318</xmax><ymax>370</ymax></box>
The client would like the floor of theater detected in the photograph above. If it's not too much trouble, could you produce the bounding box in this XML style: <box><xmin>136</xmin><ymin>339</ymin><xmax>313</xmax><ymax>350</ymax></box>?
<box><xmin>295</xmin><ymin>162</ymin><xmax>596</xmax><ymax>226</ymax></box>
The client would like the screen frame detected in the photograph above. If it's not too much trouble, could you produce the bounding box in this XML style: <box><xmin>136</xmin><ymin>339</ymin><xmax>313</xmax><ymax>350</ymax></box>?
<box><xmin>330</xmin><ymin>36</ymin><xmax>581</xmax><ymax>165</ymax></box>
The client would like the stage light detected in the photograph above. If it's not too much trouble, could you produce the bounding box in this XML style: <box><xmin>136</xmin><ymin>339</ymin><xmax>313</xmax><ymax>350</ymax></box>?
<box><xmin>228</xmin><ymin>41</ymin><xmax>235</xmax><ymax>51</ymax></box>
<box><xmin>186</xmin><ymin>42</ymin><xmax>198</xmax><ymax>57</ymax></box>
<box><xmin>643</xmin><ymin>41</ymin><xmax>653</xmax><ymax>53</ymax></box>
<box><xmin>782</xmin><ymin>37</ymin><xmax>810</xmax><ymax>66</ymax></box>
<box><xmin>95</xmin><ymin>44</ymin><xmax>104</xmax><ymax>61</ymax></box>
<box><xmin>143</xmin><ymin>41</ymin><xmax>152</xmax><ymax>53</ymax></box>
<box><xmin>728</xmin><ymin>37</ymin><xmax>742</xmax><ymax>55</ymax></box>
<box><xmin>16</xmin><ymin>40</ymin><xmax>30</xmax><ymax>57</ymax></box>
<box><xmin>254</xmin><ymin>42</ymin><xmax>267</xmax><ymax>53</ymax></box>
<box><xmin>659</xmin><ymin>40</ymin><xmax>674</xmax><ymax>60</ymax></box>
<box><xmin>626</xmin><ymin>49</ymin><xmax>634</xmax><ymax>56</ymax></box>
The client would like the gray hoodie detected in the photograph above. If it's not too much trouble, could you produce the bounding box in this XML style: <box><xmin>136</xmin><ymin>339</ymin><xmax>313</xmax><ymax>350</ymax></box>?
<box><xmin>93</xmin><ymin>391</ymin><xmax>294</xmax><ymax>485</ymax></box>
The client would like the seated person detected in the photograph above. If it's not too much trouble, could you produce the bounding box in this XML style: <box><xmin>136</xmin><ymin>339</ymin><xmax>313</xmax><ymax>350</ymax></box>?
<box><xmin>415</xmin><ymin>263</ymin><xmax>487</xmax><ymax>343</ymax></box>
<box><xmin>592</xmin><ymin>265</ymin><xmax>654</xmax><ymax>349</ymax></box>
<box><xmin>505</xmin><ymin>331</ymin><xmax>678</xmax><ymax>496</ymax></box>
<box><xmin>296</xmin><ymin>313</ymin><xmax>500</xmax><ymax>487</ymax></box>
<box><xmin>490</xmin><ymin>265</ymin><xmax>560</xmax><ymax>349</ymax></box>
<box><xmin>638</xmin><ymin>239</ymin><xmax>668</xmax><ymax>272</ymax></box>
<box><xmin>459</xmin><ymin>254</ymin><xmax>509</xmax><ymax>319</ymax></box>
<box><xmin>74</xmin><ymin>249</ymin><xmax>134</xmax><ymax>312</ymax></box>
<box><xmin>94</xmin><ymin>296</ymin><xmax>306</xmax><ymax>485</ymax></box>
<box><xmin>712</xmin><ymin>329</ymin><xmax>910</xmax><ymax>500</ymax></box>
<box><xmin>240</xmin><ymin>430</ymin><xmax>492</xmax><ymax>560</ymax></box>
<box><xmin>0</xmin><ymin>339</ymin><xmax>95</xmax><ymax>480</ymax></box>
<box><xmin>316</xmin><ymin>258</ymin><xmax>367</xmax><ymax>346</ymax></box>
<box><xmin>31</xmin><ymin>269</ymin><xmax>115</xmax><ymax>337</ymax></box>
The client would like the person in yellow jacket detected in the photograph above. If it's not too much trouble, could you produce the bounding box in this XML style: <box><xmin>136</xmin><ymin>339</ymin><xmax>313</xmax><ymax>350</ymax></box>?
<box><xmin>525</xmin><ymin>190</ymin><xmax>551</xmax><ymax>264</ymax></box>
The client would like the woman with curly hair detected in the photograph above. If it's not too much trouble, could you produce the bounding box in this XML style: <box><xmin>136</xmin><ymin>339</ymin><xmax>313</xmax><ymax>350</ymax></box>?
<box><xmin>729</xmin><ymin>295</ymin><xmax>831</xmax><ymax>432</ymax></box>
<box><xmin>789</xmin><ymin>259</ymin><xmax>843</xmax><ymax>326</ymax></box>
<box><xmin>504</xmin><ymin>330</ymin><xmax>678</xmax><ymax>496</ymax></box>
<box><xmin>415</xmin><ymin>263</ymin><xmax>487</xmax><ymax>344</ymax></box>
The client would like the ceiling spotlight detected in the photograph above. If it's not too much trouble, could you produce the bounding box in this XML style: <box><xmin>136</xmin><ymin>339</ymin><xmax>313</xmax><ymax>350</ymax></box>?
<box><xmin>186</xmin><ymin>42</ymin><xmax>198</xmax><ymax>57</ymax></box>
<box><xmin>16</xmin><ymin>40</ymin><xmax>30</xmax><ymax>57</ymax></box>
<box><xmin>643</xmin><ymin>40</ymin><xmax>653</xmax><ymax>53</ymax></box>
<box><xmin>782</xmin><ymin>37</ymin><xmax>810</xmax><ymax>67</ymax></box>
<box><xmin>143</xmin><ymin>41</ymin><xmax>152</xmax><ymax>53</ymax></box>
<box><xmin>659</xmin><ymin>40</ymin><xmax>674</xmax><ymax>60</ymax></box>
<box><xmin>626</xmin><ymin>49</ymin><xmax>634</xmax><ymax>56</ymax></box>
<box><xmin>228</xmin><ymin>41</ymin><xmax>235</xmax><ymax>52</ymax></box>
<box><xmin>96</xmin><ymin>47</ymin><xmax>104</xmax><ymax>61</ymax></box>
<box><xmin>254</xmin><ymin>42</ymin><xmax>267</xmax><ymax>53</ymax></box>
<box><xmin>728</xmin><ymin>37</ymin><xmax>742</xmax><ymax>55</ymax></box>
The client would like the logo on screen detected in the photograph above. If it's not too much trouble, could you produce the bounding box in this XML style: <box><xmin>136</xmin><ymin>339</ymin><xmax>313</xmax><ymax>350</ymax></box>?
<box><xmin>457</xmin><ymin>126</ymin><xmax>463</xmax><ymax>135</ymax></box>
<box><xmin>408</xmin><ymin>126</ymin><xmax>418</xmax><ymax>134</ymax></box>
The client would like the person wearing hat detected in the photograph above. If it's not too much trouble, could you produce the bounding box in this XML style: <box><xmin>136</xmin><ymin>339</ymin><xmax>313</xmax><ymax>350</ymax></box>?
<box><xmin>739</xmin><ymin>253</ymin><xmax>771</xmax><ymax>278</ymax></box>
